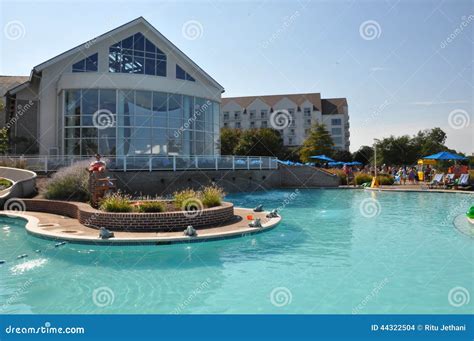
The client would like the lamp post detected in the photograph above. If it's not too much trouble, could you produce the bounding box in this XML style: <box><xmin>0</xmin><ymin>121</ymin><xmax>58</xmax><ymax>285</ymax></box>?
<box><xmin>372</xmin><ymin>138</ymin><xmax>380</xmax><ymax>188</ymax></box>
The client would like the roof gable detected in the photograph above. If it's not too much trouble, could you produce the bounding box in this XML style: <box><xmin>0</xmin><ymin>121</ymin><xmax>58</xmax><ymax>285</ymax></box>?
<box><xmin>33</xmin><ymin>17</ymin><xmax>224</xmax><ymax>91</ymax></box>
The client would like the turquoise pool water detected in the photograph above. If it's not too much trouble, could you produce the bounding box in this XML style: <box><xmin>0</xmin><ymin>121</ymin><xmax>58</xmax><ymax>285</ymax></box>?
<box><xmin>0</xmin><ymin>189</ymin><xmax>472</xmax><ymax>314</ymax></box>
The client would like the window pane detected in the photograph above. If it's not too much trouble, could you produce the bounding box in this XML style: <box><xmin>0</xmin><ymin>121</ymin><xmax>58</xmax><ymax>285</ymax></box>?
<box><xmin>65</xmin><ymin>90</ymin><xmax>81</xmax><ymax>115</ymax></box>
<box><xmin>72</xmin><ymin>59</ymin><xmax>85</xmax><ymax>72</ymax></box>
<box><xmin>82</xmin><ymin>139</ymin><xmax>98</xmax><ymax>155</ymax></box>
<box><xmin>85</xmin><ymin>53</ymin><xmax>98</xmax><ymax>71</ymax></box>
<box><xmin>65</xmin><ymin>128</ymin><xmax>80</xmax><ymax>138</ymax></box>
<box><xmin>81</xmin><ymin>128</ymin><xmax>97</xmax><ymax>138</ymax></box>
<box><xmin>65</xmin><ymin>139</ymin><xmax>80</xmax><ymax>155</ymax></box>
<box><xmin>135</xmin><ymin>91</ymin><xmax>151</xmax><ymax>115</ymax></box>
<box><xmin>156</xmin><ymin>61</ymin><xmax>166</xmax><ymax>76</ymax></box>
<box><xmin>99</xmin><ymin>138</ymin><xmax>116</xmax><ymax>155</ymax></box>
<box><xmin>99</xmin><ymin>89</ymin><xmax>116</xmax><ymax>114</ymax></box>
<box><xmin>145</xmin><ymin>59</ymin><xmax>155</xmax><ymax>75</ymax></box>
<box><xmin>82</xmin><ymin>89</ymin><xmax>98</xmax><ymax>115</ymax></box>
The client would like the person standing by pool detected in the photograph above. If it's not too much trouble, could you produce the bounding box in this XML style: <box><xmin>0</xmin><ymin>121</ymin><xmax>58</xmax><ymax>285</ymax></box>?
<box><xmin>408</xmin><ymin>167</ymin><xmax>416</xmax><ymax>184</ymax></box>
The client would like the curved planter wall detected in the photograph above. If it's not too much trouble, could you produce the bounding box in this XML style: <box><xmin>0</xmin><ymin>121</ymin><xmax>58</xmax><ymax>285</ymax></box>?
<box><xmin>21</xmin><ymin>199</ymin><xmax>234</xmax><ymax>232</ymax></box>
<box><xmin>0</xmin><ymin>167</ymin><xmax>37</xmax><ymax>204</ymax></box>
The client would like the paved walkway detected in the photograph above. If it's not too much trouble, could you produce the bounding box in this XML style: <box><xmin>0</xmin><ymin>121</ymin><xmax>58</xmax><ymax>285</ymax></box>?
<box><xmin>12</xmin><ymin>208</ymin><xmax>281</xmax><ymax>245</ymax></box>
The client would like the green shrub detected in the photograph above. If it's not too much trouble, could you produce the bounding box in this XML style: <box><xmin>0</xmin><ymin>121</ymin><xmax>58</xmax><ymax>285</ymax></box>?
<box><xmin>135</xmin><ymin>200</ymin><xmax>166</xmax><ymax>213</ymax></box>
<box><xmin>0</xmin><ymin>178</ymin><xmax>12</xmax><ymax>189</ymax></box>
<box><xmin>201</xmin><ymin>185</ymin><xmax>224</xmax><ymax>208</ymax></box>
<box><xmin>378</xmin><ymin>175</ymin><xmax>394</xmax><ymax>185</ymax></box>
<box><xmin>100</xmin><ymin>192</ymin><xmax>133</xmax><ymax>212</ymax></box>
<box><xmin>45</xmin><ymin>160</ymin><xmax>90</xmax><ymax>201</ymax></box>
<box><xmin>355</xmin><ymin>173</ymin><xmax>373</xmax><ymax>185</ymax></box>
<box><xmin>173</xmin><ymin>189</ymin><xmax>199</xmax><ymax>210</ymax></box>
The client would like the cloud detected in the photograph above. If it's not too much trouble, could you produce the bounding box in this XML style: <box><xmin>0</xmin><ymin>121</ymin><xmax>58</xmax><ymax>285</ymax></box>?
<box><xmin>408</xmin><ymin>100</ymin><xmax>469</xmax><ymax>106</ymax></box>
<box><xmin>370</xmin><ymin>66</ymin><xmax>388</xmax><ymax>72</ymax></box>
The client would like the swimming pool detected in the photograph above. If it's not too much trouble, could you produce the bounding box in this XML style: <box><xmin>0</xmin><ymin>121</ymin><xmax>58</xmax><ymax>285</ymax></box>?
<box><xmin>0</xmin><ymin>189</ymin><xmax>472</xmax><ymax>314</ymax></box>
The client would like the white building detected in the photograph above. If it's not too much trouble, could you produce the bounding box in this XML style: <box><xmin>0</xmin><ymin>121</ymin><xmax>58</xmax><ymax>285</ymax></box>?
<box><xmin>221</xmin><ymin>94</ymin><xmax>350</xmax><ymax>151</ymax></box>
<box><xmin>3</xmin><ymin>17</ymin><xmax>224</xmax><ymax>157</ymax></box>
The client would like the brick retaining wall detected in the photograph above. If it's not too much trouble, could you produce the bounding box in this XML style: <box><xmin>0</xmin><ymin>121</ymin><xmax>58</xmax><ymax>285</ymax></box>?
<box><xmin>22</xmin><ymin>199</ymin><xmax>234</xmax><ymax>232</ymax></box>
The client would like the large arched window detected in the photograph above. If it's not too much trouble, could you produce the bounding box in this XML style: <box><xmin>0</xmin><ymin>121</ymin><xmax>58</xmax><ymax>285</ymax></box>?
<box><xmin>108</xmin><ymin>32</ymin><xmax>166</xmax><ymax>76</ymax></box>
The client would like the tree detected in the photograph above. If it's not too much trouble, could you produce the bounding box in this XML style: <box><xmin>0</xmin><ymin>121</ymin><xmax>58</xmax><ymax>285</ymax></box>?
<box><xmin>0</xmin><ymin>128</ymin><xmax>8</xmax><ymax>155</ymax></box>
<box><xmin>233</xmin><ymin>128</ymin><xmax>283</xmax><ymax>156</ymax></box>
<box><xmin>353</xmin><ymin>145</ymin><xmax>373</xmax><ymax>165</ymax></box>
<box><xmin>299</xmin><ymin>123</ymin><xmax>334</xmax><ymax>163</ymax></box>
<box><xmin>220</xmin><ymin>128</ymin><xmax>241</xmax><ymax>155</ymax></box>
<box><xmin>332</xmin><ymin>150</ymin><xmax>352</xmax><ymax>162</ymax></box>
<box><xmin>412</xmin><ymin>127</ymin><xmax>448</xmax><ymax>157</ymax></box>
<box><xmin>376</xmin><ymin>135</ymin><xmax>419</xmax><ymax>165</ymax></box>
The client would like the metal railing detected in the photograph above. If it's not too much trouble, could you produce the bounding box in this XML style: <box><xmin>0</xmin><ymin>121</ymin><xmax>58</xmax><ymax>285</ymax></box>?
<box><xmin>0</xmin><ymin>155</ymin><xmax>279</xmax><ymax>172</ymax></box>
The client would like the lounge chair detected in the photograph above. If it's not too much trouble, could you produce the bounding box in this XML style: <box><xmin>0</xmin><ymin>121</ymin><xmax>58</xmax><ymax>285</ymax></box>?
<box><xmin>429</xmin><ymin>173</ymin><xmax>444</xmax><ymax>189</ymax></box>
<box><xmin>443</xmin><ymin>174</ymin><xmax>455</xmax><ymax>189</ymax></box>
<box><xmin>455</xmin><ymin>174</ymin><xmax>471</xmax><ymax>190</ymax></box>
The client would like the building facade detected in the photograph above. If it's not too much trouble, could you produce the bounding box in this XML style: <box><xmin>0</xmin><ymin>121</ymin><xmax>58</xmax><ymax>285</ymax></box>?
<box><xmin>4</xmin><ymin>17</ymin><xmax>224</xmax><ymax>157</ymax></box>
<box><xmin>221</xmin><ymin>94</ymin><xmax>350</xmax><ymax>151</ymax></box>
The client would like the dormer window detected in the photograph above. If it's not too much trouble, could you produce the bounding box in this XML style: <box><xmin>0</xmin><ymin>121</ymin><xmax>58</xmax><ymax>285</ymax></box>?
<box><xmin>176</xmin><ymin>65</ymin><xmax>195</xmax><ymax>82</ymax></box>
<box><xmin>72</xmin><ymin>53</ymin><xmax>98</xmax><ymax>72</ymax></box>
<box><xmin>109</xmin><ymin>32</ymin><xmax>167</xmax><ymax>76</ymax></box>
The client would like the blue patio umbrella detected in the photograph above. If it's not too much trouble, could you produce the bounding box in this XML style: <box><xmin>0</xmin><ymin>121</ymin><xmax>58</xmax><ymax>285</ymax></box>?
<box><xmin>423</xmin><ymin>151</ymin><xmax>467</xmax><ymax>160</ymax></box>
<box><xmin>310</xmin><ymin>155</ymin><xmax>335</xmax><ymax>162</ymax></box>
<box><xmin>345</xmin><ymin>161</ymin><xmax>363</xmax><ymax>166</ymax></box>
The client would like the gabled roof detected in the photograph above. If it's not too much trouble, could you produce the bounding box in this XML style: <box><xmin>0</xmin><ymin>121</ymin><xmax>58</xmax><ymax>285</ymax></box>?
<box><xmin>222</xmin><ymin>93</ymin><xmax>322</xmax><ymax>111</ymax></box>
<box><xmin>0</xmin><ymin>76</ymin><xmax>29</xmax><ymax>97</ymax></box>
<box><xmin>321</xmin><ymin>98</ymin><xmax>348</xmax><ymax>115</ymax></box>
<box><xmin>24</xmin><ymin>17</ymin><xmax>224</xmax><ymax>92</ymax></box>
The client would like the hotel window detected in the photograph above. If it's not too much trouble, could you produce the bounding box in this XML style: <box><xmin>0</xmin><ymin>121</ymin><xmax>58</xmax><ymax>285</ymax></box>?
<box><xmin>305</xmin><ymin>119</ymin><xmax>311</xmax><ymax>126</ymax></box>
<box><xmin>331</xmin><ymin>118</ymin><xmax>342</xmax><ymax>125</ymax></box>
<box><xmin>261</xmin><ymin>109</ymin><xmax>267</xmax><ymax>118</ymax></box>
<box><xmin>176</xmin><ymin>64</ymin><xmax>195</xmax><ymax>82</ymax></box>
<box><xmin>223</xmin><ymin>122</ymin><xmax>228</xmax><ymax>127</ymax></box>
<box><xmin>288</xmin><ymin>137</ymin><xmax>293</xmax><ymax>145</ymax></box>
<box><xmin>250</xmin><ymin>121</ymin><xmax>255</xmax><ymax>128</ymax></box>
<box><xmin>109</xmin><ymin>32</ymin><xmax>167</xmax><ymax>76</ymax></box>
<box><xmin>234</xmin><ymin>111</ymin><xmax>241</xmax><ymax>120</ymax></box>
<box><xmin>72</xmin><ymin>53</ymin><xmax>98</xmax><ymax>72</ymax></box>
<box><xmin>290</xmin><ymin>129</ymin><xmax>295</xmax><ymax>135</ymax></box>
<box><xmin>303</xmin><ymin>108</ymin><xmax>311</xmax><ymax>116</ymax></box>
<box><xmin>223</xmin><ymin>112</ymin><xmax>229</xmax><ymax>120</ymax></box>
<box><xmin>261</xmin><ymin>120</ymin><xmax>267</xmax><ymax>128</ymax></box>
<box><xmin>332</xmin><ymin>127</ymin><xmax>342</xmax><ymax>135</ymax></box>
<box><xmin>333</xmin><ymin>136</ymin><xmax>342</xmax><ymax>144</ymax></box>
<box><xmin>249</xmin><ymin>110</ymin><xmax>256</xmax><ymax>118</ymax></box>
<box><xmin>235</xmin><ymin>122</ymin><xmax>241</xmax><ymax>128</ymax></box>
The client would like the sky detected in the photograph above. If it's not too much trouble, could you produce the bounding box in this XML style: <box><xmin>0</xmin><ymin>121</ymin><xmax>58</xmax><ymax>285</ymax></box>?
<box><xmin>0</xmin><ymin>0</ymin><xmax>472</xmax><ymax>154</ymax></box>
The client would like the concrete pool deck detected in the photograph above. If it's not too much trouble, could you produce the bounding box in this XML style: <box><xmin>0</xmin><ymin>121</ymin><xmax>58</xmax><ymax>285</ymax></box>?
<box><xmin>4</xmin><ymin>208</ymin><xmax>281</xmax><ymax>245</ymax></box>
<box><xmin>339</xmin><ymin>183</ymin><xmax>473</xmax><ymax>194</ymax></box>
